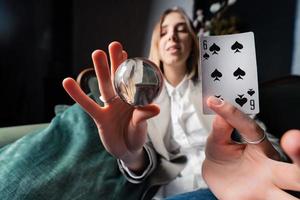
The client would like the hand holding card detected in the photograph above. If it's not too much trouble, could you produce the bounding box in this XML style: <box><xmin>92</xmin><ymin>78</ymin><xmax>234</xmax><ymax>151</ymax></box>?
<box><xmin>200</xmin><ymin>32</ymin><xmax>260</xmax><ymax>115</ymax></box>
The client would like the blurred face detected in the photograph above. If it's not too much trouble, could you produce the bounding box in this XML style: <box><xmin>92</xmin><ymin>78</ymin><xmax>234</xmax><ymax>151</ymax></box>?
<box><xmin>159</xmin><ymin>12</ymin><xmax>192</xmax><ymax>67</ymax></box>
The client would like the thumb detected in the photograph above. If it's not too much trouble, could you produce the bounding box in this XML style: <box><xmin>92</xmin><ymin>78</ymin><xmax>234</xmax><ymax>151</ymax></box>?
<box><xmin>281</xmin><ymin>130</ymin><xmax>300</xmax><ymax>166</ymax></box>
<box><xmin>126</xmin><ymin>104</ymin><xmax>160</xmax><ymax>152</ymax></box>
<box><xmin>132</xmin><ymin>104</ymin><xmax>160</xmax><ymax>126</ymax></box>
<box><xmin>207</xmin><ymin>96</ymin><xmax>234</xmax><ymax>144</ymax></box>
<box><xmin>211</xmin><ymin>115</ymin><xmax>234</xmax><ymax>144</ymax></box>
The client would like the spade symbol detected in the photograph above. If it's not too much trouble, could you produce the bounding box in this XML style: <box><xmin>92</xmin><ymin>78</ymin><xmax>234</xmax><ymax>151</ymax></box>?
<box><xmin>209</xmin><ymin>43</ymin><xmax>220</xmax><ymax>55</ymax></box>
<box><xmin>233</xmin><ymin>67</ymin><xmax>246</xmax><ymax>80</ymax></box>
<box><xmin>231</xmin><ymin>41</ymin><xmax>243</xmax><ymax>53</ymax></box>
<box><xmin>235</xmin><ymin>94</ymin><xmax>248</xmax><ymax>107</ymax></box>
<box><xmin>247</xmin><ymin>89</ymin><xmax>255</xmax><ymax>96</ymax></box>
<box><xmin>211</xmin><ymin>69</ymin><xmax>222</xmax><ymax>81</ymax></box>
<box><xmin>203</xmin><ymin>52</ymin><xmax>210</xmax><ymax>60</ymax></box>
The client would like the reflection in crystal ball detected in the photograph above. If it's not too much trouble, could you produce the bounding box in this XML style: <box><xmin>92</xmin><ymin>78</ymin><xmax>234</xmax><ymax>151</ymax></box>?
<box><xmin>114</xmin><ymin>58</ymin><xmax>163</xmax><ymax>106</ymax></box>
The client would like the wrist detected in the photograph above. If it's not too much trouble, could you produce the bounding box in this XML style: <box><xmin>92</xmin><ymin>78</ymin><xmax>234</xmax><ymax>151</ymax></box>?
<box><xmin>120</xmin><ymin>148</ymin><xmax>147</xmax><ymax>172</ymax></box>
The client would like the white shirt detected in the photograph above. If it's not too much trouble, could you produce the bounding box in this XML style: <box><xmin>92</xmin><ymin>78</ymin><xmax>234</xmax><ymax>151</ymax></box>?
<box><xmin>119</xmin><ymin>76</ymin><xmax>285</xmax><ymax>200</ymax></box>
<box><xmin>153</xmin><ymin>76</ymin><xmax>209</xmax><ymax>199</ymax></box>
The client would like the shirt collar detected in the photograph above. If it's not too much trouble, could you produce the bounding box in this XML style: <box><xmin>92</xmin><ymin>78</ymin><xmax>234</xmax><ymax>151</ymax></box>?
<box><xmin>164</xmin><ymin>75</ymin><xmax>189</xmax><ymax>98</ymax></box>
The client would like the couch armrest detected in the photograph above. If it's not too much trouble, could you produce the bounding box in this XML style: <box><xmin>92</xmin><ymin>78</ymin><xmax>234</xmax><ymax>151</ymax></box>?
<box><xmin>0</xmin><ymin>123</ymin><xmax>49</xmax><ymax>147</ymax></box>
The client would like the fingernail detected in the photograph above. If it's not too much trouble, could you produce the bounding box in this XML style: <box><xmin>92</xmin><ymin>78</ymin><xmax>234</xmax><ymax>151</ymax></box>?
<box><xmin>208</xmin><ymin>96</ymin><xmax>223</xmax><ymax>106</ymax></box>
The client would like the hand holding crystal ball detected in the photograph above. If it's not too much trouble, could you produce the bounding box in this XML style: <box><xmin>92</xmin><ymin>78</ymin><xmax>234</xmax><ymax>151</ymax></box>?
<box><xmin>114</xmin><ymin>58</ymin><xmax>163</xmax><ymax>106</ymax></box>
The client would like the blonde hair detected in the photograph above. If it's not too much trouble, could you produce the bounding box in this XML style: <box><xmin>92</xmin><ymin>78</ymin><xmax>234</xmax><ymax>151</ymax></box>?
<box><xmin>148</xmin><ymin>7</ymin><xmax>199</xmax><ymax>82</ymax></box>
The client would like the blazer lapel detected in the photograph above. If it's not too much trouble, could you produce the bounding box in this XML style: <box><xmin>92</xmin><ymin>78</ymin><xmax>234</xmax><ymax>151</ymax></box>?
<box><xmin>147</xmin><ymin>85</ymin><xmax>172</xmax><ymax>160</ymax></box>
<box><xmin>146</xmin><ymin>80</ymin><xmax>214</xmax><ymax>160</ymax></box>
<box><xmin>187</xmin><ymin>81</ymin><xmax>214</xmax><ymax>133</ymax></box>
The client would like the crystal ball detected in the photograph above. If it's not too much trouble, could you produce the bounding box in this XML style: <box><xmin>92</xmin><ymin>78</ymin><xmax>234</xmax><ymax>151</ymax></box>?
<box><xmin>114</xmin><ymin>58</ymin><xmax>163</xmax><ymax>106</ymax></box>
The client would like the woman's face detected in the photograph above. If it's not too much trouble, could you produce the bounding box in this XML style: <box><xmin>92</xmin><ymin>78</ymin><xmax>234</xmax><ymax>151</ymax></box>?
<box><xmin>158</xmin><ymin>12</ymin><xmax>192</xmax><ymax>67</ymax></box>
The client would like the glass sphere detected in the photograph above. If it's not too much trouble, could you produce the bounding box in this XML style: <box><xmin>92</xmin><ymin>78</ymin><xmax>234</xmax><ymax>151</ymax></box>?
<box><xmin>114</xmin><ymin>58</ymin><xmax>163</xmax><ymax>106</ymax></box>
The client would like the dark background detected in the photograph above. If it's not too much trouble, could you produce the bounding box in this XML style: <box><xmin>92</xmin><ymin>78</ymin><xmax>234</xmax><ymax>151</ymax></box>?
<box><xmin>0</xmin><ymin>0</ymin><xmax>297</xmax><ymax>126</ymax></box>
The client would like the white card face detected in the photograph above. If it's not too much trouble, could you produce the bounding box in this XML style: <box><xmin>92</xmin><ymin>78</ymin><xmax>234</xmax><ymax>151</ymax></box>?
<box><xmin>200</xmin><ymin>32</ymin><xmax>260</xmax><ymax>114</ymax></box>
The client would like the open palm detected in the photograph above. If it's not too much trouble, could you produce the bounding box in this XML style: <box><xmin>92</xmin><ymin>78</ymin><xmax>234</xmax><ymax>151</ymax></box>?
<box><xmin>203</xmin><ymin>97</ymin><xmax>300</xmax><ymax>200</ymax></box>
<box><xmin>63</xmin><ymin>42</ymin><xmax>159</xmax><ymax>169</ymax></box>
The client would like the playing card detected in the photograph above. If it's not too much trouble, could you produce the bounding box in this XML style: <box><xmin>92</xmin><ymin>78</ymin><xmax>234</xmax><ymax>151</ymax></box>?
<box><xmin>200</xmin><ymin>32</ymin><xmax>260</xmax><ymax>114</ymax></box>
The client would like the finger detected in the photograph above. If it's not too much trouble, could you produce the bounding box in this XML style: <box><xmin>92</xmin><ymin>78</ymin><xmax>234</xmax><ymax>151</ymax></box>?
<box><xmin>273</xmin><ymin>161</ymin><xmax>300</xmax><ymax>191</ymax></box>
<box><xmin>109</xmin><ymin>41</ymin><xmax>126</xmax><ymax>75</ymax></box>
<box><xmin>125</xmin><ymin>104</ymin><xmax>159</xmax><ymax>151</ymax></box>
<box><xmin>126</xmin><ymin>105</ymin><xmax>160</xmax><ymax>152</ymax></box>
<box><xmin>92</xmin><ymin>49</ymin><xmax>115</xmax><ymax>101</ymax></box>
<box><xmin>268</xmin><ymin>188</ymin><xmax>299</xmax><ymax>200</ymax></box>
<box><xmin>132</xmin><ymin>104</ymin><xmax>160</xmax><ymax>126</ymax></box>
<box><xmin>211</xmin><ymin>115</ymin><xmax>234</xmax><ymax>144</ymax></box>
<box><xmin>281</xmin><ymin>130</ymin><xmax>300</xmax><ymax>166</ymax></box>
<box><xmin>62</xmin><ymin>78</ymin><xmax>102</xmax><ymax>118</ymax></box>
<box><xmin>207</xmin><ymin>96</ymin><xmax>263</xmax><ymax>141</ymax></box>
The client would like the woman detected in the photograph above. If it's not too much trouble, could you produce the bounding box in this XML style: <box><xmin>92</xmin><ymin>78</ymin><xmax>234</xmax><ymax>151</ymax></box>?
<box><xmin>64</xmin><ymin>7</ymin><xmax>218</xmax><ymax>198</ymax></box>
<box><xmin>63</xmin><ymin>7</ymin><xmax>298</xmax><ymax>200</ymax></box>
